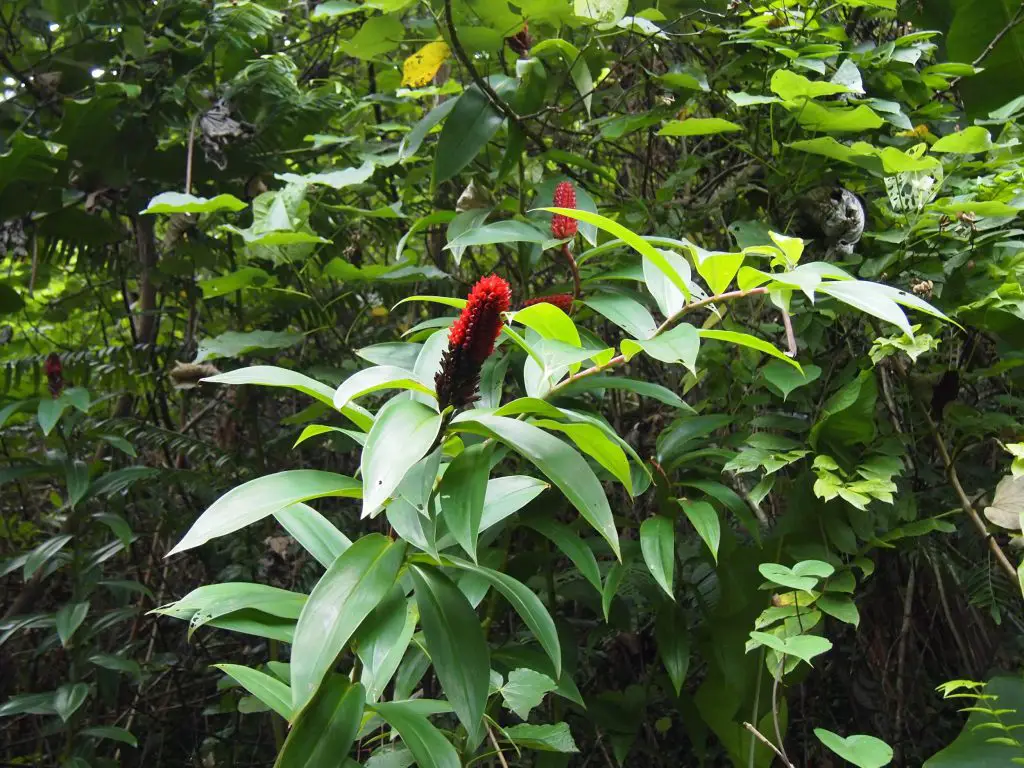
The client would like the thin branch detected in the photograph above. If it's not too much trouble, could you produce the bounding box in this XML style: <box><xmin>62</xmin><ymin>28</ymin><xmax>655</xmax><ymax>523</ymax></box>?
<box><xmin>486</xmin><ymin>723</ymin><xmax>510</xmax><ymax>768</ymax></box>
<box><xmin>742</xmin><ymin>722</ymin><xmax>794</xmax><ymax>768</ymax></box>
<box><xmin>951</xmin><ymin>2</ymin><xmax>1024</xmax><ymax>88</ymax></box>
<box><xmin>185</xmin><ymin>113</ymin><xmax>200</xmax><ymax>195</ymax></box>
<box><xmin>562</xmin><ymin>242</ymin><xmax>581</xmax><ymax>299</ymax></box>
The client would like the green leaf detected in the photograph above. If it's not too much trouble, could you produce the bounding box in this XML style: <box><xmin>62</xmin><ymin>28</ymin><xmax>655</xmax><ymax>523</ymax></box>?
<box><xmin>770</xmin><ymin>69</ymin><xmax>851</xmax><ymax>100</ymax></box>
<box><xmin>410</xmin><ymin>564</ymin><xmax>490</xmax><ymax>743</ymax></box>
<box><xmin>504</xmin><ymin>722</ymin><xmax>579</xmax><ymax>752</ymax></box>
<box><xmin>0</xmin><ymin>691</ymin><xmax>57</xmax><ymax>718</ymax></box>
<box><xmin>275</xmin><ymin>503</ymin><xmax>352</xmax><ymax>569</ymax></box>
<box><xmin>931</xmin><ymin>126</ymin><xmax>993</xmax><ymax>153</ymax></box>
<box><xmin>642</xmin><ymin>248</ymin><xmax>691</xmax><ymax>317</ymax></box>
<box><xmin>532</xmin><ymin>418</ymin><xmax>632</xmax><ymax>493</ymax></box>
<box><xmin>748</xmin><ymin>631</ymin><xmax>833</xmax><ymax>665</ymax></box>
<box><xmin>333</xmin><ymin>366</ymin><xmax>436</xmax><ymax>410</ymax></box>
<box><xmin>762</xmin><ymin>361</ymin><xmax>821</xmax><ymax>400</ymax></box>
<box><xmin>276</xmin><ymin>162</ymin><xmax>375</xmax><ymax>189</ymax></box>
<box><xmin>621</xmin><ymin>324</ymin><xmax>700</xmax><ymax>372</ymax></box>
<box><xmin>814</xmin><ymin>728</ymin><xmax>893</xmax><ymax>768</ymax></box>
<box><xmin>434</xmin><ymin>78</ymin><xmax>516</xmax><ymax>184</ymax></box>
<box><xmin>141</xmin><ymin>192</ymin><xmax>247</xmax><ymax>215</ymax></box>
<box><xmin>532</xmin><ymin>40</ymin><xmax>594</xmax><ymax>116</ymax></box>
<box><xmin>339</xmin><ymin>14</ymin><xmax>405</xmax><ymax>59</ymax></box>
<box><xmin>371</xmin><ymin>701</ymin><xmax>461</xmax><ymax>768</ymax></box>
<box><xmin>554</xmin><ymin>374</ymin><xmax>694</xmax><ymax>411</ymax></box>
<box><xmin>276</xmin><ymin>679</ymin><xmax>365</xmax><ymax>768</ymax></box>
<box><xmin>154</xmin><ymin>582</ymin><xmax>306</xmax><ymax>637</ymax></box>
<box><xmin>310</xmin><ymin>0</ymin><xmax>361</xmax><ymax>18</ymax></box>
<box><xmin>602</xmin><ymin>562</ymin><xmax>627</xmax><ymax>621</ymax></box>
<box><xmin>526</xmin><ymin>518</ymin><xmax>602</xmax><ymax>594</ymax></box>
<box><xmin>444</xmin><ymin>556</ymin><xmax>561</xmax><ymax>676</ymax></box>
<box><xmin>679</xmin><ymin>500</ymin><xmax>720</xmax><ymax>564</ymax></box>
<box><xmin>759</xmin><ymin>560</ymin><xmax>834</xmax><ymax>593</ymax></box>
<box><xmin>501</xmin><ymin>668</ymin><xmax>557</xmax><ymax>720</ymax></box>
<box><xmin>540</xmin><ymin>208</ymin><xmax>690</xmax><ymax>302</ymax></box>
<box><xmin>452</xmin><ymin>413</ymin><xmax>619</xmax><ymax>558</ymax></box>
<box><xmin>513</xmin><ymin>303</ymin><xmax>581</xmax><ymax>347</ymax></box>
<box><xmin>24</xmin><ymin>534</ymin><xmax>73</xmax><ymax>579</ymax></box>
<box><xmin>582</xmin><ymin>293</ymin><xmax>657</xmax><ymax>339</ymax></box>
<box><xmin>446</xmin><ymin>220</ymin><xmax>549</xmax><ymax>249</ymax></box>
<box><xmin>361</xmin><ymin>399</ymin><xmax>442</xmax><ymax>518</ymax></box>
<box><xmin>54</xmin><ymin>682</ymin><xmax>89</xmax><ymax>722</ymax></box>
<box><xmin>819</xmin><ymin>281</ymin><xmax>912</xmax><ymax>336</ymax></box>
<box><xmin>699</xmin><ymin>329</ymin><xmax>801</xmax><ymax>370</ymax></box>
<box><xmin>437</xmin><ymin>444</ymin><xmax>491</xmax><ymax>561</ymax></box>
<box><xmin>816</xmin><ymin>594</ymin><xmax>860</xmax><ymax>627</ymax></box>
<box><xmin>655</xmin><ymin>603</ymin><xmax>690</xmax><ymax>696</ymax></box>
<box><xmin>290</xmin><ymin>535</ymin><xmax>404</xmax><ymax>714</ymax></box>
<box><xmin>794</xmin><ymin>102</ymin><xmax>884</xmax><ymax>133</ymax></box>
<box><xmin>195</xmin><ymin>330</ymin><xmax>304</xmax><ymax>363</ymax></box>
<box><xmin>203</xmin><ymin>366</ymin><xmax>372</xmax><ymax>431</ymax></box>
<box><xmin>658</xmin><ymin>118</ymin><xmax>743</xmax><ymax>136</ymax></box>
<box><xmin>56</xmin><ymin>602</ymin><xmax>89</xmax><ymax>647</ymax></box>
<box><xmin>216</xmin><ymin>664</ymin><xmax>293</xmax><ymax>720</ymax></box>
<box><xmin>170</xmin><ymin>471</ymin><xmax>360</xmax><ymax>555</ymax></box>
<box><xmin>694</xmin><ymin>251</ymin><xmax>744</xmax><ymax>295</ymax></box>
<box><xmin>640</xmin><ymin>516</ymin><xmax>675</xmax><ymax>597</ymax></box>
<box><xmin>38</xmin><ymin>398</ymin><xmax>68</xmax><ymax>436</ymax></box>
<box><xmin>79</xmin><ymin>726</ymin><xmax>138</xmax><ymax>748</ymax></box>
<box><xmin>573</xmin><ymin>0</ymin><xmax>627</xmax><ymax>25</ymax></box>
<box><xmin>357</xmin><ymin>589</ymin><xmax>417</xmax><ymax>703</ymax></box>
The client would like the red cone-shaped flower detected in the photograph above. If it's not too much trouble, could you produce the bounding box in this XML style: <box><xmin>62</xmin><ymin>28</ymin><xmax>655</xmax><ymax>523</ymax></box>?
<box><xmin>44</xmin><ymin>352</ymin><xmax>63</xmax><ymax>398</ymax></box>
<box><xmin>551</xmin><ymin>181</ymin><xmax>578</xmax><ymax>239</ymax></box>
<box><xmin>522</xmin><ymin>293</ymin><xmax>574</xmax><ymax>314</ymax></box>
<box><xmin>435</xmin><ymin>275</ymin><xmax>512</xmax><ymax>410</ymax></box>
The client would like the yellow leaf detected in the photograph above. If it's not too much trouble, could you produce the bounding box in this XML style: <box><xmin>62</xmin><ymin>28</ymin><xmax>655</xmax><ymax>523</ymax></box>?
<box><xmin>401</xmin><ymin>41</ymin><xmax>450</xmax><ymax>88</ymax></box>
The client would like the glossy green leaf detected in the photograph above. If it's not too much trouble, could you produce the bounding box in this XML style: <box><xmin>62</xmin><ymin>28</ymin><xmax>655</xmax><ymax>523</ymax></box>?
<box><xmin>621</xmin><ymin>324</ymin><xmax>700</xmax><ymax>372</ymax></box>
<box><xmin>512</xmin><ymin>303</ymin><xmax>581</xmax><ymax>347</ymax></box>
<box><xmin>452</xmin><ymin>413</ymin><xmax>619</xmax><ymax>558</ymax></box>
<box><xmin>216</xmin><ymin>664</ymin><xmax>293</xmax><ymax>720</ymax></box>
<box><xmin>501</xmin><ymin>668</ymin><xmax>557</xmax><ymax>720</ymax></box>
<box><xmin>553</xmin><ymin>374</ymin><xmax>694</xmax><ymax>412</ymax></box>
<box><xmin>371</xmin><ymin>701</ymin><xmax>461</xmax><ymax>768</ymax></box>
<box><xmin>446</xmin><ymin>219</ymin><xmax>549</xmax><ymax>249</ymax></box>
<box><xmin>532</xmin><ymin>418</ymin><xmax>632</xmax><ymax>493</ymax></box>
<box><xmin>291</xmin><ymin>534</ymin><xmax>406</xmax><ymax>715</ymax></box>
<box><xmin>762</xmin><ymin>361</ymin><xmax>821</xmax><ymax>401</ymax></box>
<box><xmin>582</xmin><ymin>293</ymin><xmax>657</xmax><ymax>339</ymax></box>
<box><xmin>333</xmin><ymin>366</ymin><xmax>436</xmax><ymax>410</ymax></box>
<box><xmin>24</xmin><ymin>534</ymin><xmax>73</xmax><ymax>579</ymax></box>
<box><xmin>276</xmin><ymin>679</ymin><xmax>365</xmax><ymax>768</ymax></box>
<box><xmin>679</xmin><ymin>500</ymin><xmax>720</xmax><ymax>564</ymax></box>
<box><xmin>410</xmin><ymin>564</ymin><xmax>490</xmax><ymax>743</ymax></box>
<box><xmin>195</xmin><ymin>330</ymin><xmax>304</xmax><ymax>364</ymax></box>
<box><xmin>56</xmin><ymin>602</ymin><xmax>89</xmax><ymax>648</ymax></box>
<box><xmin>170</xmin><ymin>471</ymin><xmax>360</xmax><ymax>555</ymax></box>
<box><xmin>655</xmin><ymin>603</ymin><xmax>690</xmax><ymax>696</ymax></box>
<box><xmin>357</xmin><ymin>589</ymin><xmax>418</xmax><ymax>703</ymax></box>
<box><xmin>203</xmin><ymin>366</ymin><xmax>372</xmax><ymax>431</ymax></box>
<box><xmin>79</xmin><ymin>726</ymin><xmax>137</xmax><ymax>747</ymax></box>
<box><xmin>659</xmin><ymin>118</ymin><xmax>743</xmax><ymax>136</ymax></box>
<box><xmin>640</xmin><ymin>517</ymin><xmax>675</xmax><ymax>597</ymax></box>
<box><xmin>445</xmin><ymin>555</ymin><xmax>561</xmax><ymax>676</ymax></box>
<box><xmin>505</xmin><ymin>722</ymin><xmax>579</xmax><ymax>753</ymax></box>
<box><xmin>275</xmin><ymin>503</ymin><xmax>352</xmax><ymax>569</ymax></box>
<box><xmin>434</xmin><ymin>78</ymin><xmax>516</xmax><ymax>184</ymax></box>
<box><xmin>361</xmin><ymin>399</ymin><xmax>442</xmax><ymax>518</ymax></box>
<box><xmin>526</xmin><ymin>518</ymin><xmax>602</xmax><ymax>594</ymax></box>
<box><xmin>930</xmin><ymin>126</ymin><xmax>992</xmax><ymax>154</ymax></box>
<box><xmin>699</xmin><ymin>329</ymin><xmax>801</xmax><ymax>370</ymax></box>
<box><xmin>437</xmin><ymin>443</ymin><xmax>491</xmax><ymax>561</ymax></box>
<box><xmin>54</xmin><ymin>683</ymin><xmax>89</xmax><ymax>722</ymax></box>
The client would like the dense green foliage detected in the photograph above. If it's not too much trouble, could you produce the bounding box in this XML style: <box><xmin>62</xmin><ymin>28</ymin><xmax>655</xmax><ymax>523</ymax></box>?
<box><xmin>3</xmin><ymin>0</ymin><xmax>1024</xmax><ymax>766</ymax></box>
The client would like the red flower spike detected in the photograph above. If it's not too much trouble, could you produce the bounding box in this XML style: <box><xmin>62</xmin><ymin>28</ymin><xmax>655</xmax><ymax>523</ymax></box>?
<box><xmin>551</xmin><ymin>181</ymin><xmax>578</xmax><ymax>240</ymax></box>
<box><xmin>436</xmin><ymin>275</ymin><xmax>512</xmax><ymax>410</ymax></box>
<box><xmin>44</xmin><ymin>352</ymin><xmax>63</xmax><ymax>398</ymax></box>
<box><xmin>522</xmin><ymin>294</ymin><xmax>574</xmax><ymax>314</ymax></box>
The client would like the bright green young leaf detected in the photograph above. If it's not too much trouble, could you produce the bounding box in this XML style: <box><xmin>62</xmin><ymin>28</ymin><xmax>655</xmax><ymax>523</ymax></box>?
<box><xmin>930</xmin><ymin>126</ymin><xmax>992</xmax><ymax>154</ymax></box>
<box><xmin>410</xmin><ymin>564</ymin><xmax>490</xmax><ymax>743</ymax></box>
<box><xmin>762</xmin><ymin>360</ymin><xmax>821</xmax><ymax>400</ymax></box>
<box><xmin>512</xmin><ymin>302</ymin><xmax>581</xmax><ymax>347</ymax></box>
<box><xmin>640</xmin><ymin>516</ymin><xmax>675</xmax><ymax>598</ymax></box>
<box><xmin>290</xmin><ymin>534</ymin><xmax>406</xmax><ymax>714</ymax></box>
<box><xmin>693</xmin><ymin>251</ymin><xmax>744</xmax><ymax>295</ymax></box>
<box><xmin>141</xmin><ymin>192</ymin><xmax>247</xmax><ymax>215</ymax></box>
<box><xmin>658</xmin><ymin>118</ymin><xmax>743</xmax><ymax>136</ymax></box>
<box><xmin>643</xmin><ymin>248</ymin><xmax>692</xmax><ymax>317</ymax></box>
<box><xmin>770</xmin><ymin>69</ymin><xmax>851</xmax><ymax>100</ymax></box>
<box><xmin>169</xmin><ymin>471</ymin><xmax>360</xmax><ymax>555</ymax></box>
<box><xmin>339</xmin><ymin>14</ymin><xmax>405</xmax><ymax>60</ymax></box>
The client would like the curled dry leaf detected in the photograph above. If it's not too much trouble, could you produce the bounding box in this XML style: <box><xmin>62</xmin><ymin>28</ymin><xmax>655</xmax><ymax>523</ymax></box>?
<box><xmin>983</xmin><ymin>474</ymin><xmax>1024</xmax><ymax>531</ymax></box>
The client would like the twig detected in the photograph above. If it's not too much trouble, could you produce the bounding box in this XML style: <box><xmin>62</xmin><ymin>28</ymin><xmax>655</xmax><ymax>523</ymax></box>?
<box><xmin>743</xmin><ymin>722</ymin><xmax>794</xmax><ymax>768</ymax></box>
<box><xmin>185</xmin><ymin>113</ymin><xmax>200</xmax><ymax>195</ymax></box>
<box><xmin>892</xmin><ymin>563</ymin><xmax>916</xmax><ymax>762</ymax></box>
<box><xmin>486</xmin><ymin>722</ymin><xmax>510</xmax><ymax>768</ymax></box>
<box><xmin>951</xmin><ymin>2</ymin><xmax>1024</xmax><ymax>88</ymax></box>
<box><xmin>780</xmin><ymin>309</ymin><xmax>797</xmax><ymax>357</ymax></box>
<box><xmin>771</xmin><ymin>661</ymin><xmax>792</xmax><ymax>767</ymax></box>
